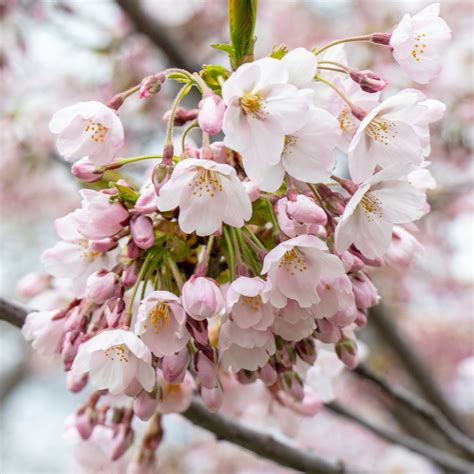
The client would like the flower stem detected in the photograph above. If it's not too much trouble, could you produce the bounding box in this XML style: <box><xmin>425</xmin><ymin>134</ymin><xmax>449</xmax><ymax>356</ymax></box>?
<box><xmin>314</xmin><ymin>34</ymin><xmax>372</xmax><ymax>56</ymax></box>
<box><xmin>318</xmin><ymin>60</ymin><xmax>350</xmax><ymax>72</ymax></box>
<box><xmin>223</xmin><ymin>226</ymin><xmax>236</xmax><ymax>280</ymax></box>
<box><xmin>180</xmin><ymin>120</ymin><xmax>199</xmax><ymax>158</ymax></box>
<box><xmin>243</xmin><ymin>225</ymin><xmax>266</xmax><ymax>250</ymax></box>
<box><xmin>105</xmin><ymin>154</ymin><xmax>162</xmax><ymax>170</ymax></box>
<box><xmin>165</xmin><ymin>254</ymin><xmax>184</xmax><ymax>291</ymax></box>
<box><xmin>314</xmin><ymin>75</ymin><xmax>355</xmax><ymax>109</ymax></box>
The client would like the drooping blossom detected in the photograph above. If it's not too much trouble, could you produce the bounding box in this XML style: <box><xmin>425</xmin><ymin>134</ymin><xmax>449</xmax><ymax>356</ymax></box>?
<box><xmin>156</xmin><ymin>158</ymin><xmax>252</xmax><ymax>236</ymax></box>
<box><xmin>70</xmin><ymin>329</ymin><xmax>155</xmax><ymax>395</ymax></box>
<box><xmin>22</xmin><ymin>310</ymin><xmax>65</xmax><ymax>357</ymax></box>
<box><xmin>85</xmin><ymin>271</ymin><xmax>118</xmax><ymax>304</ymax></box>
<box><xmin>226</xmin><ymin>276</ymin><xmax>275</xmax><ymax>330</ymax></box>
<box><xmin>49</xmin><ymin>101</ymin><xmax>124</xmax><ymax>165</ymax></box>
<box><xmin>262</xmin><ymin>234</ymin><xmax>345</xmax><ymax>308</ymax></box>
<box><xmin>385</xmin><ymin>226</ymin><xmax>424</xmax><ymax>268</ymax></box>
<box><xmin>198</xmin><ymin>95</ymin><xmax>226</xmax><ymax>135</ymax></box>
<box><xmin>222</xmin><ymin>57</ymin><xmax>311</xmax><ymax>191</ymax></box>
<box><xmin>135</xmin><ymin>291</ymin><xmax>190</xmax><ymax>357</ymax></box>
<box><xmin>335</xmin><ymin>166</ymin><xmax>427</xmax><ymax>259</ymax></box>
<box><xmin>155</xmin><ymin>370</ymin><xmax>194</xmax><ymax>414</ymax></box>
<box><xmin>348</xmin><ymin>89</ymin><xmax>444</xmax><ymax>183</ymax></box>
<box><xmin>182</xmin><ymin>276</ymin><xmax>224</xmax><ymax>321</ymax></box>
<box><xmin>390</xmin><ymin>3</ymin><xmax>451</xmax><ymax>84</ymax></box>
<box><xmin>272</xmin><ymin>300</ymin><xmax>315</xmax><ymax>341</ymax></box>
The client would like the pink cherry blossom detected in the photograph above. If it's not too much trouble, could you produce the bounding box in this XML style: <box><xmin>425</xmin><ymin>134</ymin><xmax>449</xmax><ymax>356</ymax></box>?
<box><xmin>135</xmin><ymin>291</ymin><xmax>190</xmax><ymax>357</ymax></box>
<box><xmin>390</xmin><ymin>3</ymin><xmax>451</xmax><ymax>84</ymax></box>
<box><xmin>198</xmin><ymin>95</ymin><xmax>226</xmax><ymax>135</ymax></box>
<box><xmin>385</xmin><ymin>226</ymin><xmax>424</xmax><ymax>268</ymax></box>
<box><xmin>181</xmin><ymin>276</ymin><xmax>224</xmax><ymax>321</ymax></box>
<box><xmin>156</xmin><ymin>158</ymin><xmax>252</xmax><ymax>236</ymax></box>
<box><xmin>335</xmin><ymin>166</ymin><xmax>427</xmax><ymax>259</ymax></box>
<box><xmin>155</xmin><ymin>370</ymin><xmax>194</xmax><ymax>414</ymax></box>
<box><xmin>262</xmin><ymin>234</ymin><xmax>345</xmax><ymax>308</ymax></box>
<box><xmin>70</xmin><ymin>329</ymin><xmax>155</xmax><ymax>395</ymax></box>
<box><xmin>22</xmin><ymin>310</ymin><xmax>65</xmax><ymax>357</ymax></box>
<box><xmin>85</xmin><ymin>270</ymin><xmax>118</xmax><ymax>304</ymax></box>
<box><xmin>130</xmin><ymin>214</ymin><xmax>155</xmax><ymax>249</ymax></box>
<box><xmin>272</xmin><ymin>300</ymin><xmax>315</xmax><ymax>341</ymax></box>
<box><xmin>49</xmin><ymin>101</ymin><xmax>124</xmax><ymax>165</ymax></box>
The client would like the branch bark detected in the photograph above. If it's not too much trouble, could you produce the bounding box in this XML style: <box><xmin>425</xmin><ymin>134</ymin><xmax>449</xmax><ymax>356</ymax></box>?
<box><xmin>326</xmin><ymin>402</ymin><xmax>474</xmax><ymax>473</ymax></box>
<box><xmin>115</xmin><ymin>0</ymin><xmax>201</xmax><ymax>72</ymax></box>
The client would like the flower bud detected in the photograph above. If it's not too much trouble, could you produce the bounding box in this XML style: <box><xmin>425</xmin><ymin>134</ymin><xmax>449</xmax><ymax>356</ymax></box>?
<box><xmin>355</xmin><ymin>309</ymin><xmax>368</xmax><ymax>328</ymax></box>
<box><xmin>209</xmin><ymin>141</ymin><xmax>228</xmax><ymax>164</ymax></box>
<box><xmin>105</xmin><ymin>297</ymin><xmax>125</xmax><ymax>328</ymax></box>
<box><xmin>198</xmin><ymin>95</ymin><xmax>225</xmax><ymax>135</ymax></box>
<box><xmin>314</xmin><ymin>318</ymin><xmax>341</xmax><ymax>343</ymax></box>
<box><xmin>75</xmin><ymin>407</ymin><xmax>95</xmax><ymax>440</ymax></box>
<box><xmin>16</xmin><ymin>272</ymin><xmax>52</xmax><ymax>298</ymax></box>
<box><xmin>371</xmin><ymin>32</ymin><xmax>391</xmax><ymax>45</ymax></box>
<box><xmin>259</xmin><ymin>363</ymin><xmax>277</xmax><ymax>386</ymax></box>
<box><xmin>277</xmin><ymin>388</ymin><xmax>322</xmax><ymax>416</ymax></box>
<box><xmin>130</xmin><ymin>215</ymin><xmax>155</xmax><ymax>250</ymax></box>
<box><xmin>85</xmin><ymin>271</ymin><xmax>118</xmax><ymax>304</ymax></box>
<box><xmin>122</xmin><ymin>263</ymin><xmax>139</xmax><ymax>287</ymax></box>
<box><xmin>349</xmin><ymin>69</ymin><xmax>387</xmax><ymax>93</ymax></box>
<box><xmin>71</xmin><ymin>157</ymin><xmax>104</xmax><ymax>182</ymax></box>
<box><xmin>186</xmin><ymin>319</ymin><xmax>209</xmax><ymax>347</ymax></box>
<box><xmin>135</xmin><ymin>184</ymin><xmax>157</xmax><ymax>214</ymax></box>
<box><xmin>162</xmin><ymin>349</ymin><xmax>189</xmax><ymax>384</ymax></box>
<box><xmin>295</xmin><ymin>338</ymin><xmax>317</xmax><ymax>365</ymax></box>
<box><xmin>162</xmin><ymin>107</ymin><xmax>198</xmax><ymax>126</ymax></box>
<box><xmin>109</xmin><ymin>425</ymin><xmax>134</xmax><ymax>461</ymax></box>
<box><xmin>286</xmin><ymin>194</ymin><xmax>327</xmax><ymax>226</ymax></box>
<box><xmin>127</xmin><ymin>240</ymin><xmax>141</xmax><ymax>259</ymax></box>
<box><xmin>315</xmin><ymin>184</ymin><xmax>345</xmax><ymax>216</ymax></box>
<box><xmin>351</xmin><ymin>273</ymin><xmax>379</xmax><ymax>310</ymax></box>
<box><xmin>67</xmin><ymin>372</ymin><xmax>88</xmax><ymax>393</ymax></box>
<box><xmin>242</xmin><ymin>178</ymin><xmax>261</xmax><ymax>202</ymax></box>
<box><xmin>329</xmin><ymin>308</ymin><xmax>356</xmax><ymax>328</ymax></box>
<box><xmin>152</xmin><ymin>162</ymin><xmax>173</xmax><ymax>195</ymax></box>
<box><xmin>195</xmin><ymin>351</ymin><xmax>218</xmax><ymax>388</ymax></box>
<box><xmin>236</xmin><ymin>369</ymin><xmax>258</xmax><ymax>384</ymax></box>
<box><xmin>336</xmin><ymin>337</ymin><xmax>359</xmax><ymax>369</ymax></box>
<box><xmin>62</xmin><ymin>330</ymin><xmax>81</xmax><ymax>370</ymax></box>
<box><xmin>201</xmin><ymin>386</ymin><xmax>223</xmax><ymax>413</ymax></box>
<box><xmin>138</xmin><ymin>73</ymin><xmax>166</xmax><ymax>99</ymax></box>
<box><xmin>133</xmin><ymin>390</ymin><xmax>158</xmax><ymax>421</ymax></box>
<box><xmin>182</xmin><ymin>276</ymin><xmax>224</xmax><ymax>321</ymax></box>
<box><xmin>340</xmin><ymin>250</ymin><xmax>365</xmax><ymax>273</ymax></box>
<box><xmin>89</xmin><ymin>238</ymin><xmax>117</xmax><ymax>253</ymax></box>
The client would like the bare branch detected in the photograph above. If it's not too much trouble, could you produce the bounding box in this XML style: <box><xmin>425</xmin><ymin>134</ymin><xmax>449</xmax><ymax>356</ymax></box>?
<box><xmin>115</xmin><ymin>0</ymin><xmax>201</xmax><ymax>72</ymax></box>
<box><xmin>354</xmin><ymin>363</ymin><xmax>474</xmax><ymax>458</ymax></box>
<box><xmin>183</xmin><ymin>398</ymin><xmax>346</xmax><ymax>473</ymax></box>
<box><xmin>326</xmin><ymin>402</ymin><xmax>474</xmax><ymax>473</ymax></box>
<box><xmin>369</xmin><ymin>304</ymin><xmax>471</xmax><ymax>436</ymax></box>
<box><xmin>0</xmin><ymin>296</ymin><xmax>346</xmax><ymax>473</ymax></box>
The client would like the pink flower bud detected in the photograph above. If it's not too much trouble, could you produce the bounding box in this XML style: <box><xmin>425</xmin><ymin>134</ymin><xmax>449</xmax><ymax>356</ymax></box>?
<box><xmin>236</xmin><ymin>369</ymin><xmax>258</xmax><ymax>384</ymax></box>
<box><xmin>195</xmin><ymin>351</ymin><xmax>217</xmax><ymax>389</ymax></box>
<box><xmin>138</xmin><ymin>73</ymin><xmax>166</xmax><ymax>99</ymax></box>
<box><xmin>286</xmin><ymin>194</ymin><xmax>327</xmax><ymax>225</ymax></box>
<box><xmin>64</xmin><ymin>306</ymin><xmax>83</xmax><ymax>332</ymax></box>
<box><xmin>329</xmin><ymin>308</ymin><xmax>356</xmax><ymax>328</ymax></box>
<box><xmin>152</xmin><ymin>162</ymin><xmax>172</xmax><ymax>196</ymax></box>
<box><xmin>351</xmin><ymin>273</ymin><xmax>379</xmax><ymax>310</ymax></box>
<box><xmin>16</xmin><ymin>272</ymin><xmax>51</xmax><ymax>298</ymax></box>
<box><xmin>75</xmin><ymin>407</ymin><xmax>95</xmax><ymax>440</ymax></box>
<box><xmin>355</xmin><ymin>309</ymin><xmax>368</xmax><ymax>328</ymax></box>
<box><xmin>133</xmin><ymin>390</ymin><xmax>158</xmax><ymax>421</ymax></box>
<box><xmin>242</xmin><ymin>178</ymin><xmax>261</xmax><ymax>202</ymax></box>
<box><xmin>105</xmin><ymin>298</ymin><xmax>125</xmax><ymax>328</ymax></box>
<box><xmin>182</xmin><ymin>276</ymin><xmax>224</xmax><ymax>321</ymax></box>
<box><xmin>162</xmin><ymin>107</ymin><xmax>198</xmax><ymax>126</ymax></box>
<box><xmin>209</xmin><ymin>141</ymin><xmax>228</xmax><ymax>164</ymax></box>
<box><xmin>349</xmin><ymin>69</ymin><xmax>387</xmax><ymax>93</ymax></box>
<box><xmin>336</xmin><ymin>338</ymin><xmax>359</xmax><ymax>369</ymax></box>
<box><xmin>259</xmin><ymin>363</ymin><xmax>277</xmax><ymax>386</ymax></box>
<box><xmin>62</xmin><ymin>330</ymin><xmax>81</xmax><ymax>370</ymax></box>
<box><xmin>122</xmin><ymin>263</ymin><xmax>139</xmax><ymax>287</ymax></box>
<box><xmin>85</xmin><ymin>271</ymin><xmax>118</xmax><ymax>304</ymax></box>
<box><xmin>277</xmin><ymin>388</ymin><xmax>322</xmax><ymax>416</ymax></box>
<box><xmin>201</xmin><ymin>386</ymin><xmax>223</xmax><ymax>413</ymax></box>
<box><xmin>340</xmin><ymin>251</ymin><xmax>365</xmax><ymax>273</ymax></box>
<box><xmin>67</xmin><ymin>372</ymin><xmax>88</xmax><ymax>393</ymax></box>
<box><xmin>315</xmin><ymin>184</ymin><xmax>345</xmax><ymax>216</ymax></box>
<box><xmin>109</xmin><ymin>425</ymin><xmax>134</xmax><ymax>461</ymax></box>
<box><xmin>371</xmin><ymin>32</ymin><xmax>391</xmax><ymax>45</ymax></box>
<box><xmin>135</xmin><ymin>184</ymin><xmax>157</xmax><ymax>214</ymax></box>
<box><xmin>127</xmin><ymin>240</ymin><xmax>141</xmax><ymax>259</ymax></box>
<box><xmin>130</xmin><ymin>215</ymin><xmax>155</xmax><ymax>250</ymax></box>
<box><xmin>198</xmin><ymin>95</ymin><xmax>225</xmax><ymax>135</ymax></box>
<box><xmin>295</xmin><ymin>338</ymin><xmax>317</xmax><ymax>365</ymax></box>
<box><xmin>314</xmin><ymin>318</ymin><xmax>341</xmax><ymax>343</ymax></box>
<box><xmin>186</xmin><ymin>319</ymin><xmax>209</xmax><ymax>347</ymax></box>
<box><xmin>162</xmin><ymin>349</ymin><xmax>189</xmax><ymax>384</ymax></box>
<box><xmin>89</xmin><ymin>238</ymin><xmax>117</xmax><ymax>253</ymax></box>
<box><xmin>71</xmin><ymin>157</ymin><xmax>104</xmax><ymax>182</ymax></box>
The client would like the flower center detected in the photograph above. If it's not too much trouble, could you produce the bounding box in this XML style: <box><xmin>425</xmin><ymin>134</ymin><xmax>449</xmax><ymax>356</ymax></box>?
<box><xmin>81</xmin><ymin>249</ymin><xmax>102</xmax><ymax>262</ymax></box>
<box><xmin>84</xmin><ymin>120</ymin><xmax>108</xmax><ymax>142</ymax></box>
<box><xmin>241</xmin><ymin>295</ymin><xmax>262</xmax><ymax>311</ymax></box>
<box><xmin>360</xmin><ymin>192</ymin><xmax>383</xmax><ymax>222</ymax></box>
<box><xmin>278</xmin><ymin>248</ymin><xmax>308</xmax><ymax>275</ymax></box>
<box><xmin>104</xmin><ymin>344</ymin><xmax>129</xmax><ymax>362</ymax></box>
<box><xmin>191</xmin><ymin>169</ymin><xmax>223</xmax><ymax>198</ymax></box>
<box><xmin>411</xmin><ymin>33</ymin><xmax>427</xmax><ymax>62</ymax></box>
<box><xmin>146</xmin><ymin>302</ymin><xmax>171</xmax><ymax>334</ymax></box>
<box><xmin>283</xmin><ymin>135</ymin><xmax>297</xmax><ymax>155</ymax></box>
<box><xmin>240</xmin><ymin>93</ymin><xmax>266</xmax><ymax>119</ymax></box>
<box><xmin>338</xmin><ymin>106</ymin><xmax>356</xmax><ymax>133</ymax></box>
<box><xmin>366</xmin><ymin>119</ymin><xmax>397</xmax><ymax>146</ymax></box>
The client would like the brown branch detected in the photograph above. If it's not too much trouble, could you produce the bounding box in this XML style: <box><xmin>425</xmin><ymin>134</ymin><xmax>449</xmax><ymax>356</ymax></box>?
<box><xmin>326</xmin><ymin>402</ymin><xmax>474</xmax><ymax>473</ymax></box>
<box><xmin>115</xmin><ymin>0</ymin><xmax>201</xmax><ymax>72</ymax></box>
<box><xmin>354</xmin><ymin>363</ymin><xmax>474</xmax><ymax>458</ymax></box>
<box><xmin>0</xmin><ymin>296</ymin><xmax>346</xmax><ymax>473</ymax></box>
<box><xmin>183</xmin><ymin>397</ymin><xmax>346</xmax><ymax>473</ymax></box>
<box><xmin>369</xmin><ymin>304</ymin><xmax>471</xmax><ymax>436</ymax></box>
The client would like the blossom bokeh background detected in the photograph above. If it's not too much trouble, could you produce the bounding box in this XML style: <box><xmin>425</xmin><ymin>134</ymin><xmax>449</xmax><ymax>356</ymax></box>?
<box><xmin>0</xmin><ymin>0</ymin><xmax>472</xmax><ymax>472</ymax></box>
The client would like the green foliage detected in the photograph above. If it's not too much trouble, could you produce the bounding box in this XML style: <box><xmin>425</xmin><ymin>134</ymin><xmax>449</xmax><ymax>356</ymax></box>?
<box><xmin>268</xmin><ymin>44</ymin><xmax>289</xmax><ymax>59</ymax></box>
<box><xmin>228</xmin><ymin>0</ymin><xmax>258</xmax><ymax>68</ymax></box>
<box><xmin>200</xmin><ymin>64</ymin><xmax>231</xmax><ymax>93</ymax></box>
<box><xmin>110</xmin><ymin>182</ymin><xmax>139</xmax><ymax>207</ymax></box>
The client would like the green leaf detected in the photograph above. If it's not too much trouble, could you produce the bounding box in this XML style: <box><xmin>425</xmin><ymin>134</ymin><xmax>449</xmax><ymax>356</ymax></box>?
<box><xmin>210</xmin><ymin>43</ymin><xmax>235</xmax><ymax>55</ymax></box>
<box><xmin>111</xmin><ymin>182</ymin><xmax>139</xmax><ymax>207</ymax></box>
<box><xmin>167</xmin><ymin>72</ymin><xmax>191</xmax><ymax>83</ymax></box>
<box><xmin>200</xmin><ymin>64</ymin><xmax>231</xmax><ymax>92</ymax></box>
<box><xmin>228</xmin><ymin>0</ymin><xmax>258</xmax><ymax>68</ymax></box>
<box><xmin>268</xmin><ymin>44</ymin><xmax>288</xmax><ymax>60</ymax></box>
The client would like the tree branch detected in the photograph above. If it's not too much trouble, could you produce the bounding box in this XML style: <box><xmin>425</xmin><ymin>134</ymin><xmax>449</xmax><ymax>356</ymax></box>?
<box><xmin>183</xmin><ymin>397</ymin><xmax>346</xmax><ymax>473</ymax></box>
<box><xmin>354</xmin><ymin>363</ymin><xmax>474</xmax><ymax>458</ymax></box>
<box><xmin>0</xmin><ymin>296</ymin><xmax>346</xmax><ymax>473</ymax></box>
<box><xmin>326</xmin><ymin>402</ymin><xmax>474</xmax><ymax>473</ymax></box>
<box><xmin>114</xmin><ymin>0</ymin><xmax>201</xmax><ymax>72</ymax></box>
<box><xmin>369</xmin><ymin>304</ymin><xmax>471</xmax><ymax>436</ymax></box>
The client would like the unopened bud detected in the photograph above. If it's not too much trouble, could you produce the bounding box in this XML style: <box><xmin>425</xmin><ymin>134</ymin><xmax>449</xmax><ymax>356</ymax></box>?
<box><xmin>75</xmin><ymin>407</ymin><xmax>95</xmax><ymax>440</ymax></box>
<box><xmin>314</xmin><ymin>318</ymin><xmax>341</xmax><ymax>343</ymax></box>
<box><xmin>351</xmin><ymin>273</ymin><xmax>379</xmax><ymax>310</ymax></box>
<box><xmin>162</xmin><ymin>107</ymin><xmax>198</xmax><ymax>126</ymax></box>
<box><xmin>67</xmin><ymin>372</ymin><xmax>88</xmax><ymax>393</ymax></box>
<box><xmin>138</xmin><ymin>73</ymin><xmax>166</xmax><ymax>99</ymax></box>
<box><xmin>201</xmin><ymin>386</ymin><xmax>223</xmax><ymax>413</ymax></box>
<box><xmin>71</xmin><ymin>157</ymin><xmax>104</xmax><ymax>182</ymax></box>
<box><xmin>295</xmin><ymin>338</ymin><xmax>317</xmax><ymax>365</ymax></box>
<box><xmin>109</xmin><ymin>425</ymin><xmax>134</xmax><ymax>461</ymax></box>
<box><xmin>259</xmin><ymin>363</ymin><xmax>277</xmax><ymax>386</ymax></box>
<box><xmin>135</xmin><ymin>184</ymin><xmax>157</xmax><ymax>214</ymax></box>
<box><xmin>89</xmin><ymin>238</ymin><xmax>117</xmax><ymax>253</ymax></box>
<box><xmin>130</xmin><ymin>215</ymin><xmax>155</xmax><ymax>250</ymax></box>
<box><xmin>198</xmin><ymin>95</ymin><xmax>225</xmax><ymax>135</ymax></box>
<box><xmin>336</xmin><ymin>337</ymin><xmax>359</xmax><ymax>369</ymax></box>
<box><xmin>85</xmin><ymin>270</ymin><xmax>118</xmax><ymax>304</ymax></box>
<box><xmin>355</xmin><ymin>309</ymin><xmax>368</xmax><ymax>328</ymax></box>
<box><xmin>133</xmin><ymin>390</ymin><xmax>158</xmax><ymax>421</ymax></box>
<box><xmin>349</xmin><ymin>69</ymin><xmax>387</xmax><ymax>93</ymax></box>
<box><xmin>152</xmin><ymin>162</ymin><xmax>173</xmax><ymax>195</ymax></box>
<box><xmin>316</xmin><ymin>184</ymin><xmax>346</xmax><ymax>216</ymax></box>
<box><xmin>182</xmin><ymin>276</ymin><xmax>224</xmax><ymax>321</ymax></box>
<box><xmin>236</xmin><ymin>369</ymin><xmax>258</xmax><ymax>384</ymax></box>
<box><xmin>209</xmin><ymin>141</ymin><xmax>228</xmax><ymax>164</ymax></box>
<box><xmin>371</xmin><ymin>32</ymin><xmax>392</xmax><ymax>45</ymax></box>
<box><xmin>127</xmin><ymin>240</ymin><xmax>141</xmax><ymax>259</ymax></box>
<box><xmin>122</xmin><ymin>263</ymin><xmax>139</xmax><ymax>287</ymax></box>
<box><xmin>242</xmin><ymin>178</ymin><xmax>261</xmax><ymax>202</ymax></box>
<box><xmin>162</xmin><ymin>349</ymin><xmax>189</xmax><ymax>384</ymax></box>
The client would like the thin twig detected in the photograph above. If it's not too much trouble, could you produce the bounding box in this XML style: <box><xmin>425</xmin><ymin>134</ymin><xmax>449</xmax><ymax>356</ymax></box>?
<box><xmin>354</xmin><ymin>363</ymin><xmax>474</xmax><ymax>458</ymax></box>
<box><xmin>326</xmin><ymin>402</ymin><xmax>474</xmax><ymax>473</ymax></box>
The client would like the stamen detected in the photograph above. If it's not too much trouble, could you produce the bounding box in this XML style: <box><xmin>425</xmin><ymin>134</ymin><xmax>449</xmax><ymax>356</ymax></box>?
<box><xmin>411</xmin><ymin>33</ymin><xmax>427</xmax><ymax>62</ymax></box>
<box><xmin>241</xmin><ymin>295</ymin><xmax>262</xmax><ymax>311</ymax></box>
<box><xmin>278</xmin><ymin>248</ymin><xmax>308</xmax><ymax>276</ymax></box>
<box><xmin>145</xmin><ymin>303</ymin><xmax>171</xmax><ymax>334</ymax></box>
<box><xmin>283</xmin><ymin>135</ymin><xmax>297</xmax><ymax>155</ymax></box>
<box><xmin>338</xmin><ymin>106</ymin><xmax>356</xmax><ymax>133</ymax></box>
<box><xmin>104</xmin><ymin>344</ymin><xmax>129</xmax><ymax>362</ymax></box>
<box><xmin>240</xmin><ymin>93</ymin><xmax>267</xmax><ymax>119</ymax></box>
<box><xmin>360</xmin><ymin>192</ymin><xmax>383</xmax><ymax>222</ymax></box>
<box><xmin>84</xmin><ymin>120</ymin><xmax>108</xmax><ymax>142</ymax></box>
<box><xmin>190</xmin><ymin>169</ymin><xmax>223</xmax><ymax>198</ymax></box>
<box><xmin>366</xmin><ymin>119</ymin><xmax>397</xmax><ymax>146</ymax></box>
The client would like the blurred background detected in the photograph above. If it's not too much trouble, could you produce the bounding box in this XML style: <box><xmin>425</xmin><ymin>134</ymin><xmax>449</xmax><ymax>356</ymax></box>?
<box><xmin>0</xmin><ymin>0</ymin><xmax>472</xmax><ymax>472</ymax></box>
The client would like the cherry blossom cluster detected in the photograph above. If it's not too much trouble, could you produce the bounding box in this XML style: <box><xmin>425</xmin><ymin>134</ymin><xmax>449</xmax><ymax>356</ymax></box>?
<box><xmin>21</xmin><ymin>4</ymin><xmax>450</xmax><ymax>471</ymax></box>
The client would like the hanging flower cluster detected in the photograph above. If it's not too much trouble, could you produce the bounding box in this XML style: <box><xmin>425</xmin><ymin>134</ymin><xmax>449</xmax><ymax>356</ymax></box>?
<box><xmin>21</xmin><ymin>3</ymin><xmax>450</xmax><ymax>471</ymax></box>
